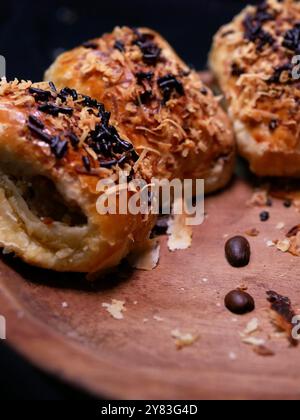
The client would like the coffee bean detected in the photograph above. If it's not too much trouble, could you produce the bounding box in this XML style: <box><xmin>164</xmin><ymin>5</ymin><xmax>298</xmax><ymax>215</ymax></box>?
<box><xmin>225</xmin><ymin>236</ymin><xmax>251</xmax><ymax>268</ymax></box>
<box><xmin>225</xmin><ymin>290</ymin><xmax>255</xmax><ymax>315</ymax></box>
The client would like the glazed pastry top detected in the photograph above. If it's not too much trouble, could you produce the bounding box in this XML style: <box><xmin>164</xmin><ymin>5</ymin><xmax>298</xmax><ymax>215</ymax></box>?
<box><xmin>46</xmin><ymin>26</ymin><xmax>234</xmax><ymax>181</ymax></box>
<box><xmin>0</xmin><ymin>78</ymin><xmax>142</xmax><ymax>186</ymax></box>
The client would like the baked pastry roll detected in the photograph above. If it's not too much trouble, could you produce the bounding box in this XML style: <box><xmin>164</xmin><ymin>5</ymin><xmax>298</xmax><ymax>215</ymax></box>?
<box><xmin>0</xmin><ymin>79</ymin><xmax>154</xmax><ymax>273</ymax></box>
<box><xmin>210</xmin><ymin>0</ymin><xmax>300</xmax><ymax>177</ymax></box>
<box><xmin>45</xmin><ymin>27</ymin><xmax>235</xmax><ymax>193</ymax></box>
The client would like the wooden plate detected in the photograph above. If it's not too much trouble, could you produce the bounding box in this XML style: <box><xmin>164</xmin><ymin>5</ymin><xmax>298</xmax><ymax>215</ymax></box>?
<box><xmin>1</xmin><ymin>176</ymin><xmax>300</xmax><ymax>400</ymax></box>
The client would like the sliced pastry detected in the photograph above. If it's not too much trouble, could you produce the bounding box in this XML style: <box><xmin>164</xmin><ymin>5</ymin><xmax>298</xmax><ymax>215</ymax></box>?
<box><xmin>0</xmin><ymin>79</ymin><xmax>154</xmax><ymax>274</ymax></box>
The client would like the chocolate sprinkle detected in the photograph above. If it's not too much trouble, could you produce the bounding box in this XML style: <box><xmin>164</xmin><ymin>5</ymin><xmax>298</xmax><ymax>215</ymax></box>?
<box><xmin>38</xmin><ymin>103</ymin><xmax>73</xmax><ymax>117</ymax></box>
<box><xmin>49</xmin><ymin>81</ymin><xmax>57</xmax><ymax>92</ymax></box>
<box><xmin>260</xmin><ymin>211</ymin><xmax>270</xmax><ymax>222</ymax></box>
<box><xmin>243</xmin><ymin>2</ymin><xmax>275</xmax><ymax>51</ymax></box>
<box><xmin>114</xmin><ymin>40</ymin><xmax>125</xmax><ymax>52</ymax></box>
<box><xmin>269</xmin><ymin>119</ymin><xmax>279</xmax><ymax>131</ymax></box>
<box><xmin>29</xmin><ymin>87</ymin><xmax>52</xmax><ymax>102</ymax></box>
<box><xmin>67</xmin><ymin>131</ymin><xmax>80</xmax><ymax>148</ymax></box>
<box><xmin>268</xmin><ymin>63</ymin><xmax>293</xmax><ymax>84</ymax></box>
<box><xmin>138</xmin><ymin>90</ymin><xmax>153</xmax><ymax>105</ymax></box>
<box><xmin>59</xmin><ymin>87</ymin><xmax>78</xmax><ymax>101</ymax></box>
<box><xmin>200</xmin><ymin>87</ymin><xmax>208</xmax><ymax>95</ymax></box>
<box><xmin>28</xmin><ymin>115</ymin><xmax>44</xmax><ymax>129</ymax></box>
<box><xmin>282</xmin><ymin>23</ymin><xmax>300</xmax><ymax>54</ymax></box>
<box><xmin>231</xmin><ymin>62</ymin><xmax>245</xmax><ymax>77</ymax></box>
<box><xmin>81</xmin><ymin>95</ymin><xmax>101</xmax><ymax>109</ymax></box>
<box><xmin>82</xmin><ymin>41</ymin><xmax>98</xmax><ymax>49</ymax></box>
<box><xmin>158</xmin><ymin>74</ymin><xmax>184</xmax><ymax>103</ymax></box>
<box><xmin>27</xmin><ymin>85</ymin><xmax>139</xmax><ymax>170</ymax></box>
<box><xmin>133</xmin><ymin>30</ymin><xmax>161</xmax><ymax>65</ymax></box>
<box><xmin>50</xmin><ymin>137</ymin><xmax>68</xmax><ymax>159</ymax></box>
<box><xmin>82</xmin><ymin>156</ymin><xmax>91</xmax><ymax>171</ymax></box>
<box><xmin>99</xmin><ymin>158</ymin><xmax>118</xmax><ymax>168</ymax></box>
<box><xmin>136</xmin><ymin>71</ymin><xmax>154</xmax><ymax>84</ymax></box>
<box><xmin>28</xmin><ymin>123</ymin><xmax>52</xmax><ymax>144</ymax></box>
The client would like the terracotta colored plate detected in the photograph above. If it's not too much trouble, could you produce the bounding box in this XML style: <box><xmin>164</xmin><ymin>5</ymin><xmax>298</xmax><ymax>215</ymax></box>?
<box><xmin>1</xmin><ymin>176</ymin><xmax>300</xmax><ymax>400</ymax></box>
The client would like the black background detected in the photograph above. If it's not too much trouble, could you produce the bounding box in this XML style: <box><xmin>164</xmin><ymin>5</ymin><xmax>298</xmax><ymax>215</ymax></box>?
<box><xmin>0</xmin><ymin>0</ymin><xmax>259</xmax><ymax>400</ymax></box>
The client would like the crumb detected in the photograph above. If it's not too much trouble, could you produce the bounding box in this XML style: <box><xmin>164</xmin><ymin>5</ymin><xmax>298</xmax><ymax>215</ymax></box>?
<box><xmin>237</xmin><ymin>284</ymin><xmax>248</xmax><ymax>291</ymax></box>
<box><xmin>242</xmin><ymin>318</ymin><xmax>259</xmax><ymax>336</ymax></box>
<box><xmin>102</xmin><ymin>300</ymin><xmax>126</xmax><ymax>320</ymax></box>
<box><xmin>276</xmin><ymin>222</ymin><xmax>285</xmax><ymax>231</ymax></box>
<box><xmin>253</xmin><ymin>345</ymin><xmax>275</xmax><ymax>357</ymax></box>
<box><xmin>128</xmin><ymin>239</ymin><xmax>160</xmax><ymax>271</ymax></box>
<box><xmin>242</xmin><ymin>336</ymin><xmax>266</xmax><ymax>346</ymax></box>
<box><xmin>276</xmin><ymin>239</ymin><xmax>291</xmax><ymax>253</ymax></box>
<box><xmin>247</xmin><ymin>190</ymin><xmax>270</xmax><ymax>207</ymax></box>
<box><xmin>62</xmin><ymin>302</ymin><xmax>68</xmax><ymax>308</ymax></box>
<box><xmin>171</xmin><ymin>329</ymin><xmax>198</xmax><ymax>350</ymax></box>
<box><xmin>167</xmin><ymin>214</ymin><xmax>193</xmax><ymax>251</ymax></box>
<box><xmin>202</xmin><ymin>278</ymin><xmax>208</xmax><ymax>283</ymax></box>
<box><xmin>228</xmin><ymin>351</ymin><xmax>237</xmax><ymax>361</ymax></box>
<box><xmin>245</xmin><ymin>228</ymin><xmax>260</xmax><ymax>237</ymax></box>
<box><xmin>266</xmin><ymin>240</ymin><xmax>275</xmax><ymax>247</ymax></box>
<box><xmin>153</xmin><ymin>315</ymin><xmax>164</xmax><ymax>322</ymax></box>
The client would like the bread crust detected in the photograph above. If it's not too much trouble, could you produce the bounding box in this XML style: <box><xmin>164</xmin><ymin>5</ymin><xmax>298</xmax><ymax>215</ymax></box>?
<box><xmin>0</xmin><ymin>79</ymin><xmax>154</xmax><ymax>273</ymax></box>
<box><xmin>45</xmin><ymin>27</ymin><xmax>235</xmax><ymax>193</ymax></box>
<box><xmin>210</xmin><ymin>0</ymin><xmax>300</xmax><ymax>177</ymax></box>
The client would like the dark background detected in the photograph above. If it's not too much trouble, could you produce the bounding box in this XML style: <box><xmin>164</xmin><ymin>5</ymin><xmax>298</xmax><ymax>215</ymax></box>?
<box><xmin>0</xmin><ymin>0</ymin><xmax>259</xmax><ymax>400</ymax></box>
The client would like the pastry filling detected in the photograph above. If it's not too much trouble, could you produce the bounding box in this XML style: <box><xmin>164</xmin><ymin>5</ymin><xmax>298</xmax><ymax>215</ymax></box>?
<box><xmin>0</xmin><ymin>173</ymin><xmax>87</xmax><ymax>227</ymax></box>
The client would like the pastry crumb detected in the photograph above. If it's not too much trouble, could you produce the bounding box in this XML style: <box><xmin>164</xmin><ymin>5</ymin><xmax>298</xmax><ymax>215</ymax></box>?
<box><xmin>266</xmin><ymin>240</ymin><xmax>275</xmax><ymax>247</ymax></box>
<box><xmin>247</xmin><ymin>190</ymin><xmax>269</xmax><ymax>207</ymax></box>
<box><xmin>276</xmin><ymin>222</ymin><xmax>285</xmax><ymax>231</ymax></box>
<box><xmin>242</xmin><ymin>318</ymin><xmax>259</xmax><ymax>336</ymax></box>
<box><xmin>245</xmin><ymin>228</ymin><xmax>260</xmax><ymax>237</ymax></box>
<box><xmin>253</xmin><ymin>345</ymin><xmax>275</xmax><ymax>357</ymax></box>
<box><xmin>276</xmin><ymin>239</ymin><xmax>291</xmax><ymax>253</ymax></box>
<box><xmin>171</xmin><ymin>329</ymin><xmax>198</xmax><ymax>350</ymax></box>
<box><xmin>167</xmin><ymin>213</ymin><xmax>193</xmax><ymax>251</ymax></box>
<box><xmin>128</xmin><ymin>239</ymin><xmax>160</xmax><ymax>271</ymax></box>
<box><xmin>228</xmin><ymin>351</ymin><xmax>237</xmax><ymax>361</ymax></box>
<box><xmin>242</xmin><ymin>336</ymin><xmax>266</xmax><ymax>347</ymax></box>
<box><xmin>102</xmin><ymin>299</ymin><xmax>126</xmax><ymax>320</ymax></box>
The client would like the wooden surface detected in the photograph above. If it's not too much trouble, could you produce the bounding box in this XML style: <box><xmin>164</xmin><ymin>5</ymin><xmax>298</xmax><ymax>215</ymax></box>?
<box><xmin>0</xmin><ymin>176</ymin><xmax>300</xmax><ymax>400</ymax></box>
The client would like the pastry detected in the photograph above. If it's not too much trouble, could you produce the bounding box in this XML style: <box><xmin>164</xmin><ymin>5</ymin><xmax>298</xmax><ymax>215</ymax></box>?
<box><xmin>0</xmin><ymin>79</ymin><xmax>154</xmax><ymax>273</ymax></box>
<box><xmin>210</xmin><ymin>0</ymin><xmax>300</xmax><ymax>177</ymax></box>
<box><xmin>45</xmin><ymin>26</ymin><xmax>235</xmax><ymax>193</ymax></box>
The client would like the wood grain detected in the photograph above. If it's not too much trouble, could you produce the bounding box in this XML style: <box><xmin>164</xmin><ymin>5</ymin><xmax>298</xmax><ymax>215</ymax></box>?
<box><xmin>0</xmin><ymin>176</ymin><xmax>300</xmax><ymax>400</ymax></box>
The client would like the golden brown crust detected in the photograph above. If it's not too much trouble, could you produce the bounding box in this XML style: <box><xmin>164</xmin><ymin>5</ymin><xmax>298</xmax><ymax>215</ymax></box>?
<box><xmin>0</xmin><ymin>79</ymin><xmax>155</xmax><ymax>274</ymax></box>
<box><xmin>210</xmin><ymin>0</ymin><xmax>300</xmax><ymax>177</ymax></box>
<box><xmin>45</xmin><ymin>26</ymin><xmax>235</xmax><ymax>193</ymax></box>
